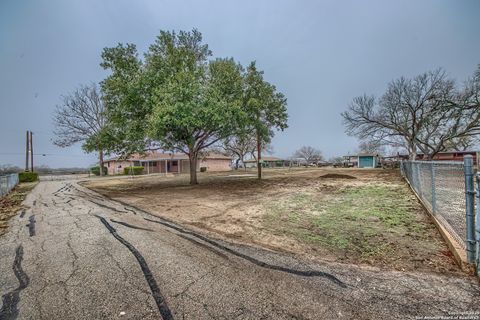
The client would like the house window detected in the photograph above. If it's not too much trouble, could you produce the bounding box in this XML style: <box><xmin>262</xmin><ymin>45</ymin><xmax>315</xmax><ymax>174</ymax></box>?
<box><xmin>172</xmin><ymin>160</ymin><xmax>178</xmax><ymax>166</ymax></box>
<box><xmin>134</xmin><ymin>161</ymin><xmax>141</xmax><ymax>166</ymax></box>
<box><xmin>149</xmin><ymin>161</ymin><xmax>157</xmax><ymax>167</ymax></box>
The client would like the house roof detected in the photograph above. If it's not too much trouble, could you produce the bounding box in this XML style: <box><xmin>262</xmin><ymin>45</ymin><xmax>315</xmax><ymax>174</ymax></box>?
<box><xmin>244</xmin><ymin>156</ymin><xmax>283</xmax><ymax>163</ymax></box>
<box><xmin>105</xmin><ymin>151</ymin><xmax>231</xmax><ymax>162</ymax></box>
<box><xmin>416</xmin><ymin>150</ymin><xmax>478</xmax><ymax>156</ymax></box>
<box><xmin>343</xmin><ymin>153</ymin><xmax>380</xmax><ymax>158</ymax></box>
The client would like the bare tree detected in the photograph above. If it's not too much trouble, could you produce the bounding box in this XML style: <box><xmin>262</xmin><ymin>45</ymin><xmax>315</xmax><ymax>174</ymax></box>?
<box><xmin>0</xmin><ymin>164</ymin><xmax>22</xmax><ymax>174</ymax></box>
<box><xmin>357</xmin><ymin>140</ymin><xmax>386</xmax><ymax>155</ymax></box>
<box><xmin>342</xmin><ymin>68</ymin><xmax>480</xmax><ymax>160</ymax></box>
<box><xmin>52</xmin><ymin>83</ymin><xmax>108</xmax><ymax>175</ymax></box>
<box><xmin>223</xmin><ymin>132</ymin><xmax>274</xmax><ymax>170</ymax></box>
<box><xmin>443</xmin><ymin>136</ymin><xmax>479</xmax><ymax>152</ymax></box>
<box><xmin>293</xmin><ymin>146</ymin><xmax>323</xmax><ymax>164</ymax></box>
<box><xmin>222</xmin><ymin>133</ymin><xmax>257</xmax><ymax>170</ymax></box>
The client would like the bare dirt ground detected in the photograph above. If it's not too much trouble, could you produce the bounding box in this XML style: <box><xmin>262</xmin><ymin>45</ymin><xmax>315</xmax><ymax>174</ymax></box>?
<box><xmin>0</xmin><ymin>182</ymin><xmax>37</xmax><ymax>236</ymax></box>
<box><xmin>82</xmin><ymin>168</ymin><xmax>461</xmax><ymax>274</ymax></box>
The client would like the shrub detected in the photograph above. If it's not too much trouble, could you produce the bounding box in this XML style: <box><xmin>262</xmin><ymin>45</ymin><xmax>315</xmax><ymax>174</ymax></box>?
<box><xmin>200</xmin><ymin>167</ymin><xmax>207</xmax><ymax>172</ymax></box>
<box><xmin>90</xmin><ymin>166</ymin><xmax>108</xmax><ymax>176</ymax></box>
<box><xmin>124</xmin><ymin>166</ymin><xmax>144</xmax><ymax>175</ymax></box>
<box><xmin>19</xmin><ymin>171</ymin><xmax>39</xmax><ymax>182</ymax></box>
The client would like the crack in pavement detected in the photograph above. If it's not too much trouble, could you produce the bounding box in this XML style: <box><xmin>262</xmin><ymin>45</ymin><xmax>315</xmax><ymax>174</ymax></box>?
<box><xmin>110</xmin><ymin>219</ymin><xmax>153</xmax><ymax>232</ymax></box>
<box><xmin>175</xmin><ymin>234</ymin><xmax>229</xmax><ymax>260</ymax></box>
<box><xmin>88</xmin><ymin>200</ymin><xmax>130</xmax><ymax>214</ymax></box>
<box><xmin>27</xmin><ymin>215</ymin><xmax>35</xmax><ymax>237</ymax></box>
<box><xmin>143</xmin><ymin>217</ymin><xmax>347</xmax><ymax>288</ymax></box>
<box><xmin>0</xmin><ymin>246</ymin><xmax>30</xmax><ymax>320</ymax></box>
<box><xmin>95</xmin><ymin>215</ymin><xmax>174</xmax><ymax>320</ymax></box>
<box><xmin>83</xmin><ymin>193</ymin><xmax>346</xmax><ymax>288</ymax></box>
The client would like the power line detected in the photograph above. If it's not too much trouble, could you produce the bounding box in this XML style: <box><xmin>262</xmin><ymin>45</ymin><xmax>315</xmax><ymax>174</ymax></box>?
<box><xmin>0</xmin><ymin>152</ymin><xmax>96</xmax><ymax>157</ymax></box>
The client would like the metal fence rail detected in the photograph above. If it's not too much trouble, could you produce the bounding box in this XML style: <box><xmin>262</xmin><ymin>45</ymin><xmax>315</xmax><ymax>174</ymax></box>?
<box><xmin>400</xmin><ymin>160</ymin><xmax>467</xmax><ymax>249</ymax></box>
<box><xmin>0</xmin><ymin>173</ymin><xmax>19</xmax><ymax>197</ymax></box>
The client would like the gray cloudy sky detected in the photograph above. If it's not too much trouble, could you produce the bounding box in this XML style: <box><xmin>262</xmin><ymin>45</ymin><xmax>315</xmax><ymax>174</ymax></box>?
<box><xmin>1</xmin><ymin>0</ymin><xmax>479</xmax><ymax>168</ymax></box>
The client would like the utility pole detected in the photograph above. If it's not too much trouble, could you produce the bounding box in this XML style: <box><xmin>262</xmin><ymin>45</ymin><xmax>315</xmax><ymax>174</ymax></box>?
<box><xmin>30</xmin><ymin>131</ymin><xmax>34</xmax><ymax>172</ymax></box>
<box><xmin>257</xmin><ymin>130</ymin><xmax>262</xmax><ymax>179</ymax></box>
<box><xmin>25</xmin><ymin>130</ymin><xmax>29</xmax><ymax>171</ymax></box>
<box><xmin>256</xmin><ymin>110</ymin><xmax>262</xmax><ymax>180</ymax></box>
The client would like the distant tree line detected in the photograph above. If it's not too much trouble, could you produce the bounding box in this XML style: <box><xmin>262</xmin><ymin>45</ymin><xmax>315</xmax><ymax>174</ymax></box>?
<box><xmin>342</xmin><ymin>67</ymin><xmax>480</xmax><ymax>160</ymax></box>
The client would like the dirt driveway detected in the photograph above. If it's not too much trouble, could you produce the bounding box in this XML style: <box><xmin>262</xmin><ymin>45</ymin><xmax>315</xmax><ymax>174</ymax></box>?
<box><xmin>83</xmin><ymin>168</ymin><xmax>460</xmax><ymax>274</ymax></box>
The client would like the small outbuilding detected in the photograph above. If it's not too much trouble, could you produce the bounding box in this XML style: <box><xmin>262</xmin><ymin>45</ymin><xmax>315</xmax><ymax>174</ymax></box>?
<box><xmin>357</xmin><ymin>153</ymin><xmax>380</xmax><ymax>168</ymax></box>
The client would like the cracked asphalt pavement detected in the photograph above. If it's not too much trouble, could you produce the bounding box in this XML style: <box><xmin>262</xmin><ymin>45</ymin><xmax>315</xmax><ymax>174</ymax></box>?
<box><xmin>0</xmin><ymin>179</ymin><xmax>479</xmax><ymax>319</ymax></box>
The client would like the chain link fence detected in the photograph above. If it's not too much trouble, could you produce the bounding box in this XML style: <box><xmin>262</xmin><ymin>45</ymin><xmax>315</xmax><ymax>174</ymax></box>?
<box><xmin>0</xmin><ymin>173</ymin><xmax>19</xmax><ymax>197</ymax></box>
<box><xmin>400</xmin><ymin>160</ymin><xmax>467</xmax><ymax>249</ymax></box>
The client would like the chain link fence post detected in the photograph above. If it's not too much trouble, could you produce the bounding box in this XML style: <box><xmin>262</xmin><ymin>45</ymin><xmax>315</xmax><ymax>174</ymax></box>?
<box><xmin>431</xmin><ymin>163</ymin><xmax>436</xmax><ymax>214</ymax></box>
<box><xmin>476</xmin><ymin>173</ymin><xmax>480</xmax><ymax>276</ymax></box>
<box><xmin>464</xmin><ymin>155</ymin><xmax>476</xmax><ymax>263</ymax></box>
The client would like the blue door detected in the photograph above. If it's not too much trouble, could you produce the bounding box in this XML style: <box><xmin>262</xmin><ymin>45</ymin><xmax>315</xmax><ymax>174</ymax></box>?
<box><xmin>359</xmin><ymin>156</ymin><xmax>373</xmax><ymax>168</ymax></box>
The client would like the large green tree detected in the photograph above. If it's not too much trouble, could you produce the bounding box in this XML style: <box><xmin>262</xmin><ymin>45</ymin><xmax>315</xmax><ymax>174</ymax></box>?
<box><xmin>243</xmin><ymin>62</ymin><xmax>288</xmax><ymax>179</ymax></box>
<box><xmin>101</xmin><ymin>29</ymin><xmax>288</xmax><ymax>184</ymax></box>
<box><xmin>100</xmin><ymin>43</ymin><xmax>147</xmax><ymax>155</ymax></box>
<box><xmin>101</xmin><ymin>30</ymin><xmax>245</xmax><ymax>184</ymax></box>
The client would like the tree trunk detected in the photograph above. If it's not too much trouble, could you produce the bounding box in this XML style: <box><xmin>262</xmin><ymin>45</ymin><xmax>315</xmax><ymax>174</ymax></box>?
<box><xmin>99</xmin><ymin>148</ymin><xmax>104</xmax><ymax>176</ymax></box>
<box><xmin>235</xmin><ymin>158</ymin><xmax>240</xmax><ymax>170</ymax></box>
<box><xmin>408</xmin><ymin>141</ymin><xmax>417</xmax><ymax>160</ymax></box>
<box><xmin>188</xmin><ymin>152</ymin><xmax>198</xmax><ymax>185</ymax></box>
<box><xmin>256</xmin><ymin>130</ymin><xmax>262</xmax><ymax>180</ymax></box>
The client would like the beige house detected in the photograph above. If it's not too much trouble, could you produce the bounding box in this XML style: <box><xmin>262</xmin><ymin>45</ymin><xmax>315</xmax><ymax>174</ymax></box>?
<box><xmin>104</xmin><ymin>151</ymin><xmax>232</xmax><ymax>175</ymax></box>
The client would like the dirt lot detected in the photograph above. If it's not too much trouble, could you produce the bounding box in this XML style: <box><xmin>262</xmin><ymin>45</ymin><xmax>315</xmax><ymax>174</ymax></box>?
<box><xmin>0</xmin><ymin>182</ymin><xmax>37</xmax><ymax>236</ymax></box>
<box><xmin>82</xmin><ymin>168</ymin><xmax>460</xmax><ymax>274</ymax></box>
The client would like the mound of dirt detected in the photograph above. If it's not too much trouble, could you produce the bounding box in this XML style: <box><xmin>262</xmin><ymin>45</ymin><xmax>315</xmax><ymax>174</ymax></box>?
<box><xmin>320</xmin><ymin>173</ymin><xmax>357</xmax><ymax>180</ymax></box>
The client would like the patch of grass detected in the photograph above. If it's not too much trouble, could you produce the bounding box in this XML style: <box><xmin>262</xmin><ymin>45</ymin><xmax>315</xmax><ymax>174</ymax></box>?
<box><xmin>263</xmin><ymin>184</ymin><xmax>426</xmax><ymax>261</ymax></box>
<box><xmin>0</xmin><ymin>182</ymin><xmax>38</xmax><ymax>236</ymax></box>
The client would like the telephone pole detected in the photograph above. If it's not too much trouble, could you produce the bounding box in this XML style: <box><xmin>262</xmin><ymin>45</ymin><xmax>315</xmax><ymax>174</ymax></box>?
<box><xmin>25</xmin><ymin>130</ymin><xmax>29</xmax><ymax>171</ymax></box>
<box><xmin>25</xmin><ymin>130</ymin><xmax>34</xmax><ymax>172</ymax></box>
<box><xmin>30</xmin><ymin>131</ymin><xmax>34</xmax><ymax>172</ymax></box>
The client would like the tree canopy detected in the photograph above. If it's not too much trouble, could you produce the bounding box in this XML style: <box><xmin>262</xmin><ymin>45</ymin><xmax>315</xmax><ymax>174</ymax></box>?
<box><xmin>100</xmin><ymin>29</ymin><xmax>288</xmax><ymax>184</ymax></box>
<box><xmin>342</xmin><ymin>68</ymin><xmax>480</xmax><ymax>159</ymax></box>
<box><xmin>52</xmin><ymin>83</ymin><xmax>109</xmax><ymax>174</ymax></box>
<box><xmin>293</xmin><ymin>146</ymin><xmax>323</xmax><ymax>164</ymax></box>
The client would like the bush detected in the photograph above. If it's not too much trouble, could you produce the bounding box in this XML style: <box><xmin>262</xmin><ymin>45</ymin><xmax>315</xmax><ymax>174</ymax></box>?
<box><xmin>90</xmin><ymin>166</ymin><xmax>108</xmax><ymax>176</ymax></box>
<box><xmin>19</xmin><ymin>171</ymin><xmax>39</xmax><ymax>182</ymax></box>
<box><xmin>123</xmin><ymin>166</ymin><xmax>144</xmax><ymax>175</ymax></box>
<box><xmin>200</xmin><ymin>167</ymin><xmax>207</xmax><ymax>172</ymax></box>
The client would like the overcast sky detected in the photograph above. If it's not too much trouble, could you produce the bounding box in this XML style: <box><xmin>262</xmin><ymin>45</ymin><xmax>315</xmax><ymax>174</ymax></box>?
<box><xmin>1</xmin><ymin>0</ymin><xmax>479</xmax><ymax>168</ymax></box>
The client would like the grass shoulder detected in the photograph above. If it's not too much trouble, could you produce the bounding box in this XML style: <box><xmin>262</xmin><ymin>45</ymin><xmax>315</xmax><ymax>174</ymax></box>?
<box><xmin>0</xmin><ymin>182</ymin><xmax>38</xmax><ymax>236</ymax></box>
